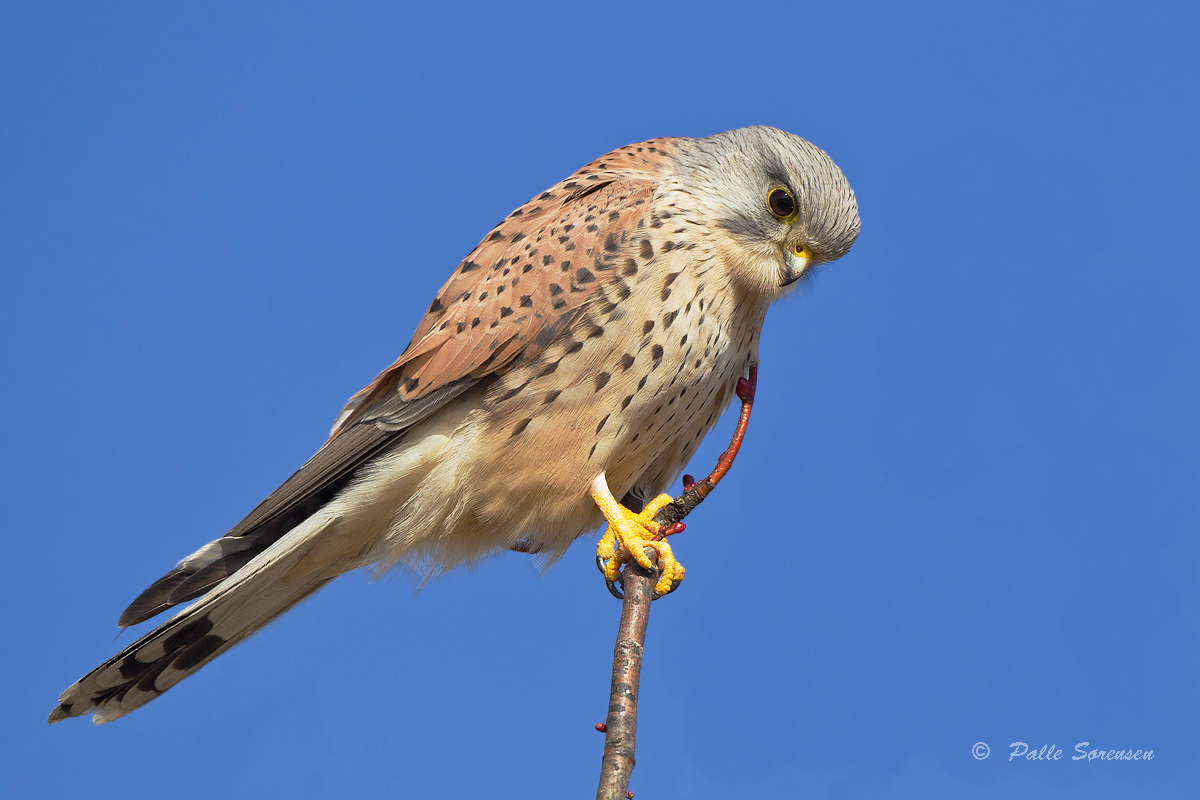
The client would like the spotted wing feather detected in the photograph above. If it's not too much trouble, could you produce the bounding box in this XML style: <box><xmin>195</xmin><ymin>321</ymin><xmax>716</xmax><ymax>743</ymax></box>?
<box><xmin>332</xmin><ymin>175</ymin><xmax>665</xmax><ymax>435</ymax></box>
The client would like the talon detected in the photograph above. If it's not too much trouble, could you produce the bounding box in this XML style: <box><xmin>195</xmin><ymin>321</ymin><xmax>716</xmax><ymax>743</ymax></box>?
<box><xmin>651</xmin><ymin>564</ymin><xmax>685</xmax><ymax>600</ymax></box>
<box><xmin>591</xmin><ymin>474</ymin><xmax>686</xmax><ymax>599</ymax></box>
<box><xmin>651</xmin><ymin>554</ymin><xmax>684</xmax><ymax>596</ymax></box>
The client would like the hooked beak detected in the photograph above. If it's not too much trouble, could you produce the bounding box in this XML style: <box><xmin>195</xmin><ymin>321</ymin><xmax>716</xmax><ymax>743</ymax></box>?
<box><xmin>781</xmin><ymin>244</ymin><xmax>811</xmax><ymax>286</ymax></box>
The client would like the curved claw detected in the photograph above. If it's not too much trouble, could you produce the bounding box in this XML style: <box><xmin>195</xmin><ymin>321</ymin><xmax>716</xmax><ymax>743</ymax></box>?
<box><xmin>599</xmin><ymin>553</ymin><xmax>684</xmax><ymax>601</ymax></box>
<box><xmin>651</xmin><ymin>571</ymin><xmax>684</xmax><ymax>600</ymax></box>
<box><xmin>597</xmin><ymin>554</ymin><xmax>625</xmax><ymax>599</ymax></box>
<box><xmin>601</xmin><ymin>564</ymin><xmax>679</xmax><ymax>601</ymax></box>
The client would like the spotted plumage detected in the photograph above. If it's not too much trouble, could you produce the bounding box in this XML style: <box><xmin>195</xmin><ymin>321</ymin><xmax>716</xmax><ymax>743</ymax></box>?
<box><xmin>50</xmin><ymin>126</ymin><xmax>859</xmax><ymax>724</ymax></box>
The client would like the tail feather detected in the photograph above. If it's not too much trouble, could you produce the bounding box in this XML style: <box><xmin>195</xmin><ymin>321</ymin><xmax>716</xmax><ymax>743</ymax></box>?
<box><xmin>51</xmin><ymin>401</ymin><xmax>467</xmax><ymax>725</ymax></box>
<box><xmin>50</xmin><ymin>513</ymin><xmax>337</xmax><ymax>724</ymax></box>
<box><xmin>117</xmin><ymin>529</ymin><xmax>281</xmax><ymax>628</ymax></box>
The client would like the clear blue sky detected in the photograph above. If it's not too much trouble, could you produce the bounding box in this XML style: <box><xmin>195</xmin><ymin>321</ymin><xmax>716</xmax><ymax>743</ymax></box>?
<box><xmin>3</xmin><ymin>2</ymin><xmax>1198</xmax><ymax>797</ymax></box>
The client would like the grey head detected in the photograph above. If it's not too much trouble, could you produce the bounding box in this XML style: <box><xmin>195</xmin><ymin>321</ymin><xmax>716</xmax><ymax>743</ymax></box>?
<box><xmin>670</xmin><ymin>125</ymin><xmax>860</xmax><ymax>298</ymax></box>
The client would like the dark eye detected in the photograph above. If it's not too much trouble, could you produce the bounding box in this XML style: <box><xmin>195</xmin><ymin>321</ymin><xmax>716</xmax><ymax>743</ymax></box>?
<box><xmin>767</xmin><ymin>188</ymin><xmax>796</xmax><ymax>219</ymax></box>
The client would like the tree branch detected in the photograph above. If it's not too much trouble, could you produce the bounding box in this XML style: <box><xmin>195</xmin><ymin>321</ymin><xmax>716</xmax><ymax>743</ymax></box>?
<box><xmin>595</xmin><ymin>555</ymin><xmax>655</xmax><ymax>800</ymax></box>
<box><xmin>595</xmin><ymin>364</ymin><xmax>758</xmax><ymax>799</ymax></box>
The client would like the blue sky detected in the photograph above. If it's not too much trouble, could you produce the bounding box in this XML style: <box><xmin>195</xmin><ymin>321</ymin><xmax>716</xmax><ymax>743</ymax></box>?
<box><xmin>3</xmin><ymin>1</ymin><xmax>1198</xmax><ymax>797</ymax></box>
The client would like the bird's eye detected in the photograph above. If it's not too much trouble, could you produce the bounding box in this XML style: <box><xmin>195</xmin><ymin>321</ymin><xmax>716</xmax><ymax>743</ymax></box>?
<box><xmin>767</xmin><ymin>188</ymin><xmax>796</xmax><ymax>220</ymax></box>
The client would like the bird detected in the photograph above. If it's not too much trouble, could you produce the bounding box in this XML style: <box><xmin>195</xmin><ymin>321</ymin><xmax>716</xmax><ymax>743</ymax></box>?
<box><xmin>49</xmin><ymin>125</ymin><xmax>860</xmax><ymax>725</ymax></box>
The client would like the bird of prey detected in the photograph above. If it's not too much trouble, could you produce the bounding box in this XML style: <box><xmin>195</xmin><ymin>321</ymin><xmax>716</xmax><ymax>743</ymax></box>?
<box><xmin>50</xmin><ymin>126</ymin><xmax>859</xmax><ymax>724</ymax></box>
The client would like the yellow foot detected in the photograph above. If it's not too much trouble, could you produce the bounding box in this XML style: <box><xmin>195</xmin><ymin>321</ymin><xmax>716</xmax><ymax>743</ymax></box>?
<box><xmin>592</xmin><ymin>474</ymin><xmax>685</xmax><ymax>597</ymax></box>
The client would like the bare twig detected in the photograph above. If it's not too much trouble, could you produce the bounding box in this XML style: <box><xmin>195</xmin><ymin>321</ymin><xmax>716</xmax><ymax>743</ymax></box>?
<box><xmin>595</xmin><ymin>554</ymin><xmax>656</xmax><ymax>799</ymax></box>
<box><xmin>595</xmin><ymin>364</ymin><xmax>758</xmax><ymax>799</ymax></box>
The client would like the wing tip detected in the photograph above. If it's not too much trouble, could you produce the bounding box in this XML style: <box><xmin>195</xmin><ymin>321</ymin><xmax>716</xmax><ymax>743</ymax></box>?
<box><xmin>118</xmin><ymin>601</ymin><xmax>166</xmax><ymax>629</ymax></box>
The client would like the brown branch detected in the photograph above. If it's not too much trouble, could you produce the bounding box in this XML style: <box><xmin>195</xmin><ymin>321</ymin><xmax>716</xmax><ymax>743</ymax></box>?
<box><xmin>595</xmin><ymin>554</ymin><xmax>656</xmax><ymax>800</ymax></box>
<box><xmin>595</xmin><ymin>364</ymin><xmax>758</xmax><ymax>800</ymax></box>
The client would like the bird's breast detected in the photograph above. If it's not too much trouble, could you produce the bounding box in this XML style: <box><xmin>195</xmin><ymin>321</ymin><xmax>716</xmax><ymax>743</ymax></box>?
<box><xmin>477</xmin><ymin>256</ymin><xmax>765</xmax><ymax>504</ymax></box>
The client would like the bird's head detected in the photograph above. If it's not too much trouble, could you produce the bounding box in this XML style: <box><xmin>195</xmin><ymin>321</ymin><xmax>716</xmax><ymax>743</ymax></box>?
<box><xmin>672</xmin><ymin>126</ymin><xmax>860</xmax><ymax>301</ymax></box>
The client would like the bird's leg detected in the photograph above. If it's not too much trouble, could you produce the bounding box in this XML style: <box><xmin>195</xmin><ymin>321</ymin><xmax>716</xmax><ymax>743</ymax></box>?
<box><xmin>592</xmin><ymin>474</ymin><xmax>685</xmax><ymax>597</ymax></box>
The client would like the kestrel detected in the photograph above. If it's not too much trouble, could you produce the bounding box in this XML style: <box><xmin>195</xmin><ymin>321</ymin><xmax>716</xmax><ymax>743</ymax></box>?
<box><xmin>50</xmin><ymin>126</ymin><xmax>859</xmax><ymax>724</ymax></box>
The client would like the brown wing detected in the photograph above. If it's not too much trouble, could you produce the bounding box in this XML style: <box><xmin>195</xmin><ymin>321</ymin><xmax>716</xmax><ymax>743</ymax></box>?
<box><xmin>119</xmin><ymin>141</ymin><xmax>678</xmax><ymax>626</ymax></box>
<box><xmin>330</xmin><ymin>174</ymin><xmax>666</xmax><ymax>434</ymax></box>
